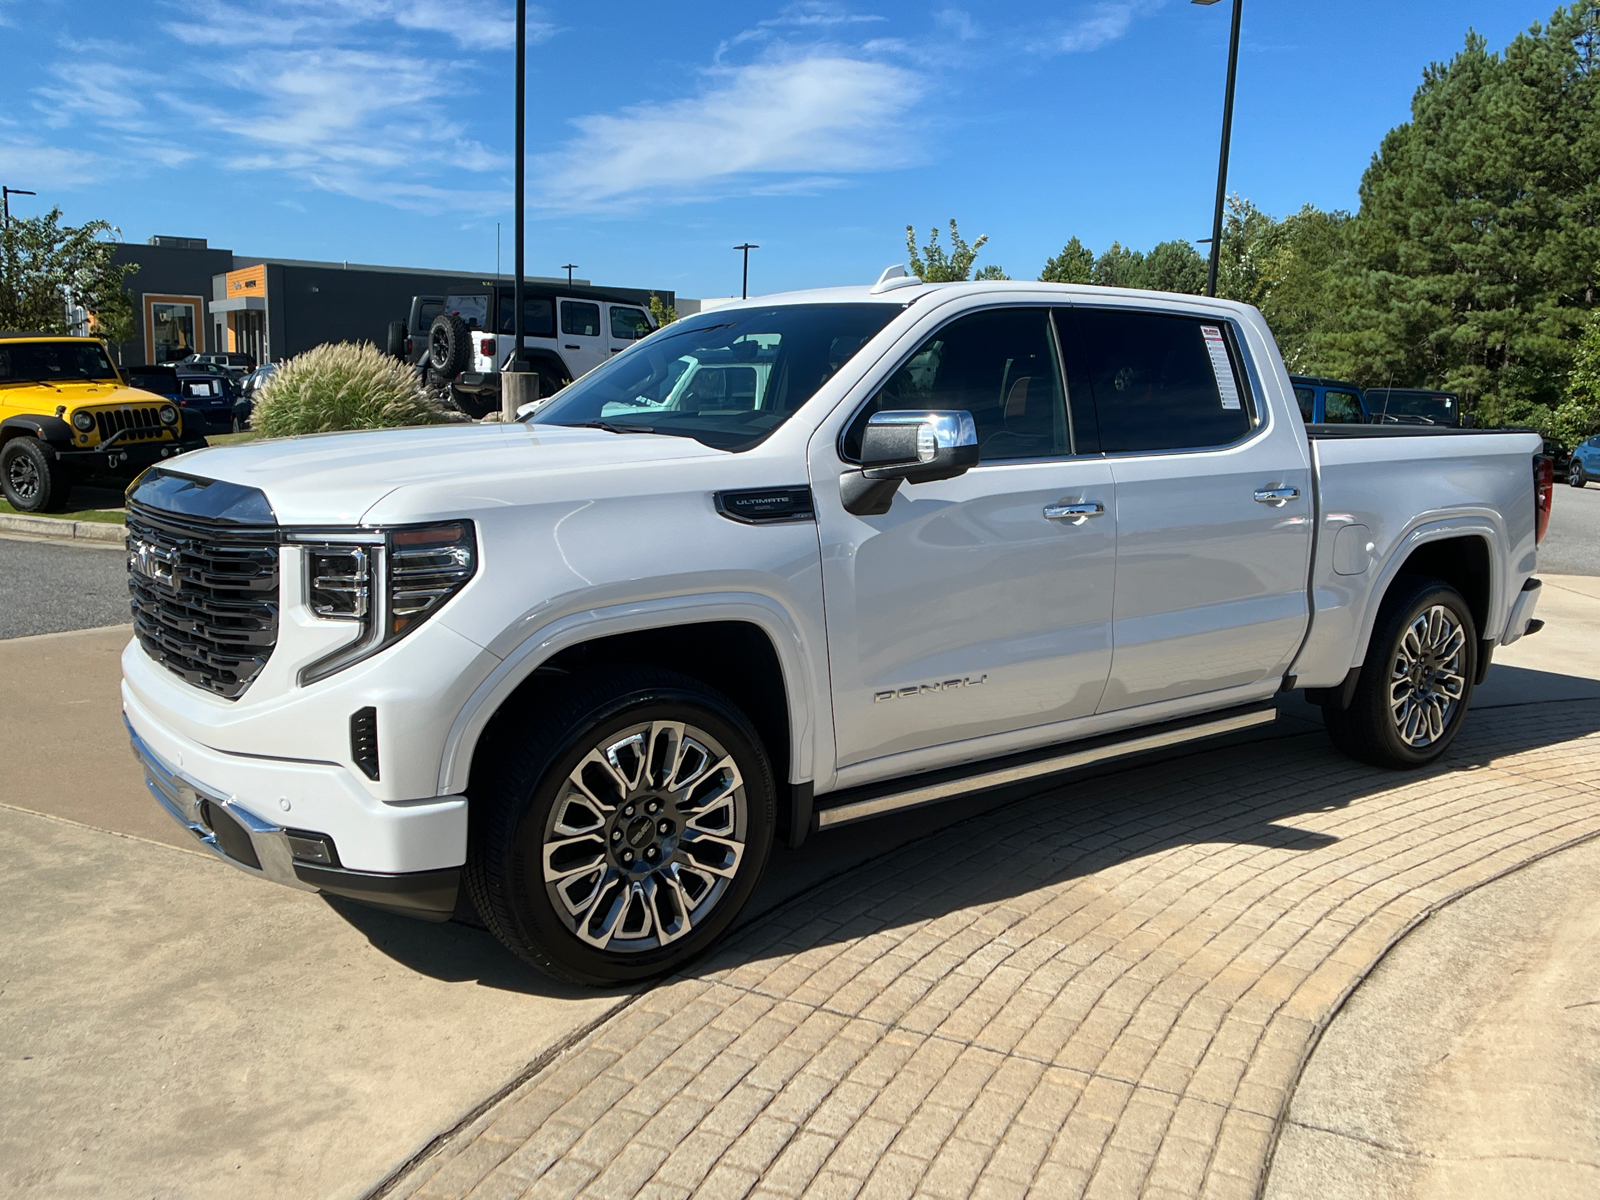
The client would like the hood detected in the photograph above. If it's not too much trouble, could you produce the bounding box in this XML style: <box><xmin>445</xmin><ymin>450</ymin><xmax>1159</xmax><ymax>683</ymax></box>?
<box><xmin>2</xmin><ymin>380</ymin><xmax>172</xmax><ymax>409</ymax></box>
<box><xmin>162</xmin><ymin>421</ymin><xmax>722</xmax><ymax>525</ymax></box>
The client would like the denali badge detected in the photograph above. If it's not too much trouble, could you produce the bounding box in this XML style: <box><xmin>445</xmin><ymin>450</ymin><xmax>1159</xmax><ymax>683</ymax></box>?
<box><xmin>874</xmin><ymin>675</ymin><xmax>987</xmax><ymax>703</ymax></box>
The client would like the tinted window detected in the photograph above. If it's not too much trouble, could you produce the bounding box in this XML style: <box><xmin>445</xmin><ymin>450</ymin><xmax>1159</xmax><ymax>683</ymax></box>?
<box><xmin>1293</xmin><ymin>386</ymin><xmax>1315</xmax><ymax>422</ymax></box>
<box><xmin>445</xmin><ymin>293</ymin><xmax>489</xmax><ymax>329</ymax></box>
<box><xmin>0</xmin><ymin>341</ymin><xmax>118</xmax><ymax>382</ymax></box>
<box><xmin>611</xmin><ymin>306</ymin><xmax>652</xmax><ymax>341</ymax></box>
<box><xmin>843</xmin><ymin>308</ymin><xmax>1069</xmax><ymax>462</ymax></box>
<box><xmin>1072</xmin><ymin>309</ymin><xmax>1252</xmax><ymax>452</ymax></box>
<box><xmin>1323</xmin><ymin>390</ymin><xmax>1364</xmax><ymax>424</ymax></box>
<box><xmin>417</xmin><ymin>300</ymin><xmax>443</xmax><ymax>331</ymax></box>
<box><xmin>534</xmin><ymin>303</ymin><xmax>900</xmax><ymax>452</ymax></box>
<box><xmin>496</xmin><ymin>294</ymin><xmax>556</xmax><ymax>337</ymax></box>
<box><xmin>561</xmin><ymin>301</ymin><xmax>601</xmax><ymax>337</ymax></box>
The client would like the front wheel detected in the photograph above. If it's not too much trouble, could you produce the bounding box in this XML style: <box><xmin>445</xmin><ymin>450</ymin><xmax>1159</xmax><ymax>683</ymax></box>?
<box><xmin>1572</xmin><ymin>462</ymin><xmax>1588</xmax><ymax>488</ymax></box>
<box><xmin>1</xmin><ymin>437</ymin><xmax>71</xmax><ymax>513</ymax></box>
<box><xmin>465</xmin><ymin>667</ymin><xmax>775</xmax><ymax>984</ymax></box>
<box><xmin>1322</xmin><ymin>577</ymin><xmax>1478</xmax><ymax>769</ymax></box>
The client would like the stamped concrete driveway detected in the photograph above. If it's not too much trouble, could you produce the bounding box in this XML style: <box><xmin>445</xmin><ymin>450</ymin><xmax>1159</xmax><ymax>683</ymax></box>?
<box><xmin>4</xmin><ymin>532</ymin><xmax>1599</xmax><ymax>1200</ymax></box>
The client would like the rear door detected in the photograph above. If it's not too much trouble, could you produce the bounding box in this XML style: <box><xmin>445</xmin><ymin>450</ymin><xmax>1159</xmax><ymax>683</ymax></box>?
<box><xmin>607</xmin><ymin>304</ymin><xmax>652</xmax><ymax>360</ymax></box>
<box><xmin>558</xmin><ymin>299</ymin><xmax>606</xmax><ymax>378</ymax></box>
<box><xmin>1060</xmin><ymin>305</ymin><xmax>1313</xmax><ymax>712</ymax></box>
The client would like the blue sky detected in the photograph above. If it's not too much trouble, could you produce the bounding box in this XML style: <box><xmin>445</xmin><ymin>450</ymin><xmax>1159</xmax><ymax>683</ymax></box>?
<box><xmin>0</xmin><ymin>1</ymin><xmax>1565</xmax><ymax>299</ymax></box>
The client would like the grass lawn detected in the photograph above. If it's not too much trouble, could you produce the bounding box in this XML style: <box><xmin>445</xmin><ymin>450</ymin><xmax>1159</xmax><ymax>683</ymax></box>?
<box><xmin>0</xmin><ymin>497</ymin><xmax>127</xmax><ymax>523</ymax></box>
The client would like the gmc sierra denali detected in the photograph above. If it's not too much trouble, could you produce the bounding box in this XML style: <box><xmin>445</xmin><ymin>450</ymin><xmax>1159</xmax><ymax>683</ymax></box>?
<box><xmin>121</xmin><ymin>272</ymin><xmax>1553</xmax><ymax>983</ymax></box>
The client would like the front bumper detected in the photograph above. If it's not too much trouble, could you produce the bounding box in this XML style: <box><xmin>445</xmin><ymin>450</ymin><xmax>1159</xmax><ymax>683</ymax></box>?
<box><xmin>127</xmin><ymin>712</ymin><xmax>463</xmax><ymax>922</ymax></box>
<box><xmin>60</xmin><ymin>436</ymin><xmax>207</xmax><ymax>475</ymax></box>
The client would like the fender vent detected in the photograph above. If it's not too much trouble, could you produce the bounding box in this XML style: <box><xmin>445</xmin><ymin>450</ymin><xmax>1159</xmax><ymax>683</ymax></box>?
<box><xmin>351</xmin><ymin>707</ymin><xmax>379</xmax><ymax>781</ymax></box>
<box><xmin>714</xmin><ymin>486</ymin><xmax>815</xmax><ymax>524</ymax></box>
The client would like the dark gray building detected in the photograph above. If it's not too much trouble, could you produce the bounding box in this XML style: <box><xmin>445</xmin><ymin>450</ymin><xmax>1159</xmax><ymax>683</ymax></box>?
<box><xmin>107</xmin><ymin>237</ymin><xmax>673</xmax><ymax>368</ymax></box>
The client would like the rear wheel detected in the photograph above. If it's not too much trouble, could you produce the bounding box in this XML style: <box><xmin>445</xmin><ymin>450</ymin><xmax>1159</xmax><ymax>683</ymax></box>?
<box><xmin>1</xmin><ymin>437</ymin><xmax>71</xmax><ymax>513</ymax></box>
<box><xmin>1572</xmin><ymin>461</ymin><xmax>1588</xmax><ymax>488</ymax></box>
<box><xmin>465</xmin><ymin>667</ymin><xmax>775</xmax><ymax>984</ymax></box>
<box><xmin>1322</xmin><ymin>577</ymin><xmax>1477</xmax><ymax>769</ymax></box>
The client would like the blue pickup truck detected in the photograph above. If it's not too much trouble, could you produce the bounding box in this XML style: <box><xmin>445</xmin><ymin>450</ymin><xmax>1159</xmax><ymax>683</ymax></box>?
<box><xmin>1290</xmin><ymin>375</ymin><xmax>1369</xmax><ymax>424</ymax></box>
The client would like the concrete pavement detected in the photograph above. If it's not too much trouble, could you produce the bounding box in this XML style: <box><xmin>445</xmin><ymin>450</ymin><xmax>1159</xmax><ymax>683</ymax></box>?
<box><xmin>3</xmin><ymin>574</ymin><xmax>1598</xmax><ymax>1199</ymax></box>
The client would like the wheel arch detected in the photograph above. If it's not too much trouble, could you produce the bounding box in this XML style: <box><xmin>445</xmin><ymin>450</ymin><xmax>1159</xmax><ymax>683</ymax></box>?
<box><xmin>1354</xmin><ymin>521</ymin><xmax>1500</xmax><ymax>673</ymax></box>
<box><xmin>1</xmin><ymin>413</ymin><xmax>74</xmax><ymax>448</ymax></box>
<box><xmin>439</xmin><ymin>596</ymin><xmax>821</xmax><ymax>833</ymax></box>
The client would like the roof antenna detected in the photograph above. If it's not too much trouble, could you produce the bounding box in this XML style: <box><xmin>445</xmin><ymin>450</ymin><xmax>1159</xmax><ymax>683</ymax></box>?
<box><xmin>870</xmin><ymin>264</ymin><xmax>921</xmax><ymax>294</ymax></box>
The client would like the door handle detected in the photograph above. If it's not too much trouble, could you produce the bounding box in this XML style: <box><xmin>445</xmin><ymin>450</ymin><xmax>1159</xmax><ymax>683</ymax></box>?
<box><xmin>1043</xmin><ymin>501</ymin><xmax>1105</xmax><ymax>521</ymax></box>
<box><xmin>1254</xmin><ymin>486</ymin><xmax>1300</xmax><ymax>505</ymax></box>
<box><xmin>564</xmin><ymin>344</ymin><xmax>580</xmax><ymax>350</ymax></box>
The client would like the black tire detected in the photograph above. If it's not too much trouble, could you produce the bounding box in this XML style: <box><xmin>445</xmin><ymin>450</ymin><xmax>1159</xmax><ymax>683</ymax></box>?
<box><xmin>427</xmin><ymin>313</ymin><xmax>472</xmax><ymax>377</ymax></box>
<box><xmin>1571</xmin><ymin>462</ymin><xmax>1588</xmax><ymax>488</ymax></box>
<box><xmin>465</xmin><ymin>667</ymin><xmax>776</xmax><ymax>984</ymax></box>
<box><xmin>385</xmin><ymin>319</ymin><xmax>407</xmax><ymax>360</ymax></box>
<box><xmin>1322</xmin><ymin>577</ymin><xmax>1478</xmax><ymax>769</ymax></box>
<box><xmin>1</xmin><ymin>437</ymin><xmax>71</xmax><ymax>513</ymax></box>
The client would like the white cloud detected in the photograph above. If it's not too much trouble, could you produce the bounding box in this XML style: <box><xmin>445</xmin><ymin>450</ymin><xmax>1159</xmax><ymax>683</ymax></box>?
<box><xmin>1046</xmin><ymin>2</ymin><xmax>1146</xmax><ymax>54</ymax></box>
<box><xmin>536</xmin><ymin>54</ymin><xmax>923</xmax><ymax>211</ymax></box>
<box><xmin>161</xmin><ymin>0</ymin><xmax>553</xmax><ymax>53</ymax></box>
<box><xmin>0</xmin><ymin>139</ymin><xmax>104</xmax><ymax>190</ymax></box>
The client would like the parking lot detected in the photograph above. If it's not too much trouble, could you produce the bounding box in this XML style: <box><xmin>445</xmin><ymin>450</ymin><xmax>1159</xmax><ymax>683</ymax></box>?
<box><xmin>3</xmin><ymin>498</ymin><xmax>1599</xmax><ymax>1200</ymax></box>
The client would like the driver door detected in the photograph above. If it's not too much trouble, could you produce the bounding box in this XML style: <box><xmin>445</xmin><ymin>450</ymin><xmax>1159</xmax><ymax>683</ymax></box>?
<box><xmin>811</xmin><ymin>305</ymin><xmax>1117</xmax><ymax>778</ymax></box>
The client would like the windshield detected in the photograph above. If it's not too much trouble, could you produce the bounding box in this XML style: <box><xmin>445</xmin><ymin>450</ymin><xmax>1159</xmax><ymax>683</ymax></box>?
<box><xmin>0</xmin><ymin>341</ymin><xmax>118</xmax><ymax>384</ymax></box>
<box><xmin>1374</xmin><ymin>390</ymin><xmax>1457</xmax><ymax>425</ymax></box>
<box><xmin>531</xmin><ymin>303</ymin><xmax>902</xmax><ymax>451</ymax></box>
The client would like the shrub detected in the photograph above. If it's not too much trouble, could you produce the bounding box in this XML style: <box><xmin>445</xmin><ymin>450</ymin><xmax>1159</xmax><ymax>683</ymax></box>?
<box><xmin>252</xmin><ymin>341</ymin><xmax>445</xmax><ymax>437</ymax></box>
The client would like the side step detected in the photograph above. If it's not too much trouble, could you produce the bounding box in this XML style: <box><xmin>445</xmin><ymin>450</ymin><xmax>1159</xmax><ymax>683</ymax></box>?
<box><xmin>814</xmin><ymin>703</ymin><xmax>1278</xmax><ymax>831</ymax></box>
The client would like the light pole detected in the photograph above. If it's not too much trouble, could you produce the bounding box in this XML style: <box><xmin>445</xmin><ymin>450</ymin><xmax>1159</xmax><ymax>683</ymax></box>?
<box><xmin>503</xmin><ymin>1</ymin><xmax>531</xmax><ymax>419</ymax></box>
<box><xmin>1</xmin><ymin>187</ymin><xmax>35</xmax><ymax>308</ymax></box>
<box><xmin>734</xmin><ymin>243</ymin><xmax>758</xmax><ymax>299</ymax></box>
<box><xmin>562</xmin><ymin>263</ymin><xmax>577</xmax><ymax>287</ymax></box>
<box><xmin>1193</xmin><ymin>0</ymin><xmax>1242</xmax><ymax>298</ymax></box>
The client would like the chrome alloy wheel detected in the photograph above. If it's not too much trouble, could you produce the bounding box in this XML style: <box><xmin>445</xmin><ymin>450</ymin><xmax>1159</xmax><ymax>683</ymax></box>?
<box><xmin>542</xmin><ymin>720</ymin><xmax>746</xmax><ymax>952</ymax></box>
<box><xmin>6</xmin><ymin>453</ymin><xmax>40</xmax><ymax>501</ymax></box>
<box><xmin>1389</xmin><ymin>604</ymin><xmax>1468</xmax><ymax>747</ymax></box>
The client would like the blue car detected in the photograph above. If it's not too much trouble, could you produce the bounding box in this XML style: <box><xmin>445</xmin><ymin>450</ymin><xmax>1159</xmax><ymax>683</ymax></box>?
<box><xmin>1571</xmin><ymin>433</ymin><xmax>1600</xmax><ymax>488</ymax></box>
<box><xmin>1289</xmin><ymin>375</ymin><xmax>1369</xmax><ymax>425</ymax></box>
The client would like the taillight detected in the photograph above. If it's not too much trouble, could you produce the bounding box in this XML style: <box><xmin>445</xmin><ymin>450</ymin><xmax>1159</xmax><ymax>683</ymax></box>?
<box><xmin>1534</xmin><ymin>455</ymin><xmax>1554</xmax><ymax>543</ymax></box>
<box><xmin>405</xmin><ymin>337</ymin><xmax>413</xmax><ymax>354</ymax></box>
<box><xmin>479</xmin><ymin>337</ymin><xmax>495</xmax><ymax>358</ymax></box>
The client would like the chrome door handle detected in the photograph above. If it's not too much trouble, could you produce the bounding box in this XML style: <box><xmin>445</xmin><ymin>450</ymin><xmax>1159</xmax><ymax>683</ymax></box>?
<box><xmin>1254</xmin><ymin>486</ymin><xmax>1300</xmax><ymax>505</ymax></box>
<box><xmin>1043</xmin><ymin>501</ymin><xmax>1105</xmax><ymax>521</ymax></box>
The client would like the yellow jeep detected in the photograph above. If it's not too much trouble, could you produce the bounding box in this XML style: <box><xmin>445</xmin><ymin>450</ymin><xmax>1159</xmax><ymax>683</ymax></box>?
<box><xmin>0</xmin><ymin>332</ymin><xmax>208</xmax><ymax>512</ymax></box>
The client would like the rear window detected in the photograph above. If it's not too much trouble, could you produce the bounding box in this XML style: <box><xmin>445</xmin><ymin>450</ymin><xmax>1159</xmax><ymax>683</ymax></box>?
<box><xmin>533</xmin><ymin>302</ymin><xmax>901</xmax><ymax>452</ymax></box>
<box><xmin>445</xmin><ymin>293</ymin><xmax>489</xmax><ymax>329</ymax></box>
<box><xmin>1293</xmin><ymin>386</ymin><xmax>1315</xmax><ymax>422</ymax></box>
<box><xmin>1070</xmin><ymin>309</ymin><xmax>1254</xmax><ymax>453</ymax></box>
<box><xmin>1322</xmin><ymin>390</ymin><xmax>1364</xmax><ymax>424</ymax></box>
<box><xmin>561</xmin><ymin>301</ymin><xmax>601</xmax><ymax>337</ymax></box>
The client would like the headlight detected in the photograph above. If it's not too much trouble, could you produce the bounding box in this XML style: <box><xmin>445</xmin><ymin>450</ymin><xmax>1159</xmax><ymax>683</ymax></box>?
<box><xmin>159</xmin><ymin>405</ymin><xmax>179</xmax><ymax>425</ymax></box>
<box><xmin>72</xmin><ymin>410</ymin><xmax>95</xmax><ymax>432</ymax></box>
<box><xmin>298</xmin><ymin>521</ymin><xmax>477</xmax><ymax>685</ymax></box>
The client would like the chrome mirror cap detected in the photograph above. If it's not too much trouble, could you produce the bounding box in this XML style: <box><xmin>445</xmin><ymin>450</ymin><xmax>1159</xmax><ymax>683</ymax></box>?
<box><xmin>843</xmin><ymin>409</ymin><xmax>980</xmax><ymax>517</ymax></box>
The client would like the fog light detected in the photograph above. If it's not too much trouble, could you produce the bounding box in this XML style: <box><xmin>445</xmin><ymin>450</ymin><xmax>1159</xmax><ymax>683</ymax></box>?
<box><xmin>285</xmin><ymin>831</ymin><xmax>338</xmax><ymax>866</ymax></box>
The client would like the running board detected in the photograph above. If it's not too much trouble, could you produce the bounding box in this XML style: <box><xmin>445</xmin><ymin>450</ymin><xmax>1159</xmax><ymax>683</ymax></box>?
<box><xmin>814</xmin><ymin>703</ymin><xmax>1278</xmax><ymax>831</ymax></box>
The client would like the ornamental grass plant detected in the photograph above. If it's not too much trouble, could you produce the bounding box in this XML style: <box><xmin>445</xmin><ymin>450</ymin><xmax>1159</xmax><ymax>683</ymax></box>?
<box><xmin>252</xmin><ymin>341</ymin><xmax>445</xmax><ymax>437</ymax></box>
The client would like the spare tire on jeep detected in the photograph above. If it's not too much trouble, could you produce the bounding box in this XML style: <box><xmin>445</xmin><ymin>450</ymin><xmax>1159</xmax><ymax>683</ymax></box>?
<box><xmin>428</xmin><ymin>313</ymin><xmax>471</xmax><ymax>377</ymax></box>
<box><xmin>385</xmin><ymin>319</ymin><xmax>407</xmax><ymax>360</ymax></box>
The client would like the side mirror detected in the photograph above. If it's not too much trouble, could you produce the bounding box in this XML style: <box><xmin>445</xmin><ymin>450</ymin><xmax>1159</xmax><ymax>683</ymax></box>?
<box><xmin>841</xmin><ymin>410</ymin><xmax>979</xmax><ymax>516</ymax></box>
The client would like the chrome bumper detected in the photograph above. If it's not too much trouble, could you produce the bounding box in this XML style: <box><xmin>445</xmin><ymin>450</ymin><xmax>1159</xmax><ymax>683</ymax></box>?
<box><xmin>128</xmin><ymin>717</ymin><xmax>313</xmax><ymax>891</ymax></box>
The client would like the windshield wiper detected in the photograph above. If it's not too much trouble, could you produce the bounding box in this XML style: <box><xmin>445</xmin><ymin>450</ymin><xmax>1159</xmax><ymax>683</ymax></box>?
<box><xmin>563</xmin><ymin>419</ymin><xmax>657</xmax><ymax>434</ymax></box>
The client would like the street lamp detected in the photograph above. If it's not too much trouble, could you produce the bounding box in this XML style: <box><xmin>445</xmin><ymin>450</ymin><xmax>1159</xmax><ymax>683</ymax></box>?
<box><xmin>734</xmin><ymin>243</ymin><xmax>759</xmax><ymax>299</ymax></box>
<box><xmin>2</xmin><ymin>186</ymin><xmax>36</xmax><ymax>226</ymax></box>
<box><xmin>1193</xmin><ymin>0</ymin><xmax>1242</xmax><ymax>298</ymax></box>
<box><xmin>503</xmin><ymin>0</ymin><xmax>531</xmax><ymax>419</ymax></box>
<box><xmin>562</xmin><ymin>263</ymin><xmax>577</xmax><ymax>287</ymax></box>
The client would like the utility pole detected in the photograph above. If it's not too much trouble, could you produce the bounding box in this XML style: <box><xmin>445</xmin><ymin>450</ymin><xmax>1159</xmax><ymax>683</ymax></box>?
<box><xmin>502</xmin><ymin>1</ymin><xmax>532</xmax><ymax>419</ymax></box>
<box><xmin>1193</xmin><ymin>0</ymin><xmax>1242</xmax><ymax>298</ymax></box>
<box><xmin>734</xmin><ymin>243</ymin><xmax>759</xmax><ymax>299</ymax></box>
<box><xmin>562</xmin><ymin>263</ymin><xmax>577</xmax><ymax>287</ymax></box>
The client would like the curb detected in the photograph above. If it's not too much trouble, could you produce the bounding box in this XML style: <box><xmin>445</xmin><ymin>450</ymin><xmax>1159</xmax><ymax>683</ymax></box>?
<box><xmin>0</xmin><ymin>513</ymin><xmax>126</xmax><ymax>544</ymax></box>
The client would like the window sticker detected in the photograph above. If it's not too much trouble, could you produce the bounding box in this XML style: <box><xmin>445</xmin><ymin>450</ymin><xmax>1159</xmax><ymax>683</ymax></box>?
<box><xmin>1201</xmin><ymin>325</ymin><xmax>1242</xmax><ymax>410</ymax></box>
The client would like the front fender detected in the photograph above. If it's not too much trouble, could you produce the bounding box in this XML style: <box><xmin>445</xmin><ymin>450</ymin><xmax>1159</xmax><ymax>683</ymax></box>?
<box><xmin>436</xmin><ymin>591</ymin><xmax>823</xmax><ymax>795</ymax></box>
<box><xmin>1</xmin><ymin>414</ymin><xmax>74</xmax><ymax>447</ymax></box>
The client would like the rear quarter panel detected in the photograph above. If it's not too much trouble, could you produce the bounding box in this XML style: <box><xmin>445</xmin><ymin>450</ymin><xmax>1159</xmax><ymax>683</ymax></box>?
<box><xmin>1292</xmin><ymin>431</ymin><xmax>1542</xmax><ymax>688</ymax></box>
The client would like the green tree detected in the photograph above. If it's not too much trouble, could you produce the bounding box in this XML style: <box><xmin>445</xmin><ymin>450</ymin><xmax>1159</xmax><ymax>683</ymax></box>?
<box><xmin>973</xmin><ymin>264</ymin><xmax>1010</xmax><ymax>280</ymax></box>
<box><xmin>1039</xmin><ymin>237</ymin><xmax>1094</xmax><ymax>284</ymax></box>
<box><xmin>906</xmin><ymin>219</ymin><xmax>992</xmax><ymax>281</ymax></box>
<box><xmin>647</xmin><ymin>292</ymin><xmax>676</xmax><ymax>327</ymax></box>
<box><xmin>1091</xmin><ymin>242</ymin><xmax>1147</xmax><ymax>289</ymax></box>
<box><xmin>1554</xmin><ymin>306</ymin><xmax>1600</xmax><ymax>445</ymax></box>
<box><xmin>1142</xmin><ymin>239</ymin><xmax>1208</xmax><ymax>295</ymax></box>
<box><xmin>1321</xmin><ymin>5</ymin><xmax>1600</xmax><ymax>427</ymax></box>
<box><xmin>0</xmin><ymin>208</ymin><xmax>136</xmax><ymax>345</ymax></box>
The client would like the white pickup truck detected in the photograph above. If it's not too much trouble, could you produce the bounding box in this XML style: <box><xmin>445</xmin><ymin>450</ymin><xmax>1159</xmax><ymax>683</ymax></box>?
<box><xmin>121</xmin><ymin>275</ymin><xmax>1555</xmax><ymax>984</ymax></box>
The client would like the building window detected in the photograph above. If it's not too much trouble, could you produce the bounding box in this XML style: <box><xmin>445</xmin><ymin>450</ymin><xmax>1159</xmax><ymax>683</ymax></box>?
<box><xmin>144</xmin><ymin>295</ymin><xmax>205</xmax><ymax>363</ymax></box>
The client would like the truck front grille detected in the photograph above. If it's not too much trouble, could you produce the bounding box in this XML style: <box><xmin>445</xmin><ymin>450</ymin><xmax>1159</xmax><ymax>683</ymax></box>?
<box><xmin>126</xmin><ymin>503</ymin><xmax>279</xmax><ymax>699</ymax></box>
<box><xmin>96</xmin><ymin>406</ymin><xmax>168</xmax><ymax>442</ymax></box>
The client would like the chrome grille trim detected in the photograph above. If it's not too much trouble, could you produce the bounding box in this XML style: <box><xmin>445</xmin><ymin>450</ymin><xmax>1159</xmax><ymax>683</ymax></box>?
<box><xmin>126</xmin><ymin>501</ymin><xmax>279</xmax><ymax>699</ymax></box>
